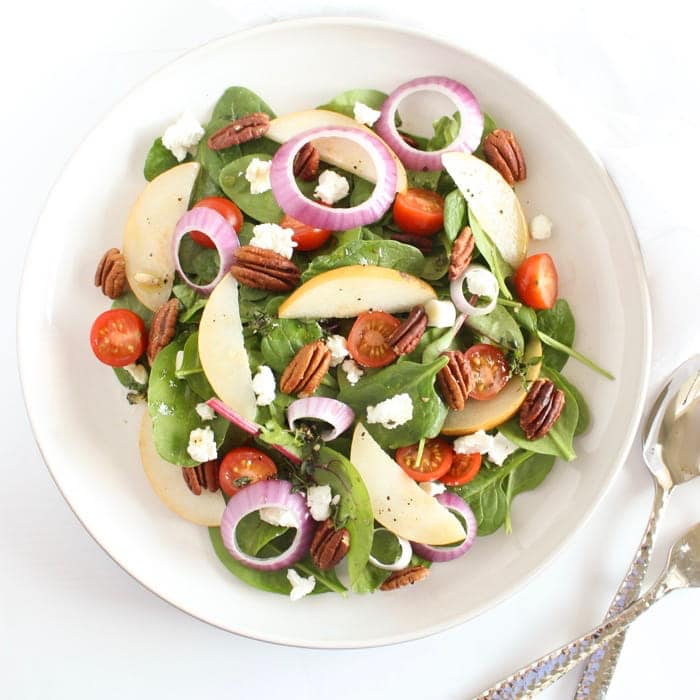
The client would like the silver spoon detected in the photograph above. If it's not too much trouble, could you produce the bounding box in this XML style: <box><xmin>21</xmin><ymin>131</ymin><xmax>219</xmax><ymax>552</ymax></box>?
<box><xmin>474</xmin><ymin>521</ymin><xmax>700</xmax><ymax>699</ymax></box>
<box><xmin>573</xmin><ymin>355</ymin><xmax>700</xmax><ymax>698</ymax></box>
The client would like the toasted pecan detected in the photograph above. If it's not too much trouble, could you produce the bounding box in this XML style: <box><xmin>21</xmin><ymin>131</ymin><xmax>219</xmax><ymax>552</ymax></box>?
<box><xmin>207</xmin><ymin>112</ymin><xmax>270</xmax><ymax>150</ymax></box>
<box><xmin>147</xmin><ymin>298</ymin><xmax>180</xmax><ymax>365</ymax></box>
<box><xmin>448</xmin><ymin>227</ymin><xmax>475</xmax><ymax>281</ymax></box>
<box><xmin>380</xmin><ymin>565</ymin><xmax>429</xmax><ymax>591</ymax></box>
<box><xmin>309</xmin><ymin>519</ymin><xmax>350</xmax><ymax>570</ymax></box>
<box><xmin>94</xmin><ymin>248</ymin><xmax>126</xmax><ymax>299</ymax></box>
<box><xmin>483</xmin><ymin>129</ymin><xmax>526</xmax><ymax>186</ymax></box>
<box><xmin>182</xmin><ymin>460</ymin><xmax>220</xmax><ymax>496</ymax></box>
<box><xmin>279</xmin><ymin>340</ymin><xmax>331</xmax><ymax>397</ymax></box>
<box><xmin>293</xmin><ymin>142</ymin><xmax>320</xmax><ymax>181</ymax></box>
<box><xmin>437</xmin><ymin>351</ymin><xmax>473</xmax><ymax>411</ymax></box>
<box><xmin>387</xmin><ymin>305</ymin><xmax>428</xmax><ymax>355</ymax></box>
<box><xmin>519</xmin><ymin>378</ymin><xmax>565</xmax><ymax>440</ymax></box>
<box><xmin>231</xmin><ymin>246</ymin><xmax>300</xmax><ymax>293</ymax></box>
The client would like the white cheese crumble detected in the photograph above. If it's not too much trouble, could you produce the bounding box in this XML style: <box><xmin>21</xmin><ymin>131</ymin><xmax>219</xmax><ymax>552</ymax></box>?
<box><xmin>530</xmin><ymin>214</ymin><xmax>553</xmax><ymax>240</ymax></box>
<box><xmin>123</xmin><ymin>363</ymin><xmax>147</xmax><ymax>385</ymax></box>
<box><xmin>259</xmin><ymin>507</ymin><xmax>299</xmax><ymax>528</ymax></box>
<box><xmin>175</xmin><ymin>350</ymin><xmax>184</xmax><ymax>372</ymax></box>
<box><xmin>287</xmin><ymin>569</ymin><xmax>316</xmax><ymax>601</ymax></box>
<box><xmin>314</xmin><ymin>170</ymin><xmax>350</xmax><ymax>205</ymax></box>
<box><xmin>353</xmin><ymin>101</ymin><xmax>382</xmax><ymax>127</ymax></box>
<box><xmin>419</xmin><ymin>481</ymin><xmax>447</xmax><ymax>497</ymax></box>
<box><xmin>424</xmin><ymin>299</ymin><xmax>457</xmax><ymax>328</ymax></box>
<box><xmin>162</xmin><ymin>111</ymin><xmax>204</xmax><ymax>162</ymax></box>
<box><xmin>195</xmin><ymin>402</ymin><xmax>215</xmax><ymax>421</ymax></box>
<box><xmin>250</xmin><ymin>223</ymin><xmax>297</xmax><ymax>260</ymax></box>
<box><xmin>454</xmin><ymin>430</ymin><xmax>494</xmax><ymax>456</ymax></box>
<box><xmin>488</xmin><ymin>432</ymin><xmax>519</xmax><ymax>466</ymax></box>
<box><xmin>187</xmin><ymin>427</ymin><xmax>217</xmax><ymax>462</ymax></box>
<box><xmin>366</xmin><ymin>393</ymin><xmax>414</xmax><ymax>429</ymax></box>
<box><xmin>341</xmin><ymin>359</ymin><xmax>364</xmax><ymax>385</ymax></box>
<box><xmin>306</xmin><ymin>484</ymin><xmax>340</xmax><ymax>522</ymax></box>
<box><xmin>244</xmin><ymin>157</ymin><xmax>272</xmax><ymax>194</ymax></box>
<box><xmin>325</xmin><ymin>335</ymin><xmax>349</xmax><ymax>367</ymax></box>
<box><xmin>252</xmin><ymin>365</ymin><xmax>276</xmax><ymax>406</ymax></box>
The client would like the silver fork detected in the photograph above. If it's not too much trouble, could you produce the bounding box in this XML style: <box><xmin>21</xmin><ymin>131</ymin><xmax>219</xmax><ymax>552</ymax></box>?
<box><xmin>574</xmin><ymin>355</ymin><xmax>700</xmax><ymax>698</ymax></box>
<box><xmin>474</xmin><ymin>521</ymin><xmax>700</xmax><ymax>699</ymax></box>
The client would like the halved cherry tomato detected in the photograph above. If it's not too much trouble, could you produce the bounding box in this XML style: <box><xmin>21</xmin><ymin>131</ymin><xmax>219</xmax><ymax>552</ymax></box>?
<box><xmin>190</xmin><ymin>197</ymin><xmax>244</xmax><ymax>248</ymax></box>
<box><xmin>513</xmin><ymin>253</ymin><xmax>558</xmax><ymax>310</ymax></box>
<box><xmin>347</xmin><ymin>311</ymin><xmax>401</xmax><ymax>368</ymax></box>
<box><xmin>464</xmin><ymin>343</ymin><xmax>510</xmax><ymax>400</ymax></box>
<box><xmin>280</xmin><ymin>214</ymin><xmax>332</xmax><ymax>252</ymax></box>
<box><xmin>395</xmin><ymin>439</ymin><xmax>454</xmax><ymax>482</ymax></box>
<box><xmin>219</xmin><ymin>447</ymin><xmax>277</xmax><ymax>498</ymax></box>
<box><xmin>392</xmin><ymin>188</ymin><xmax>445</xmax><ymax>237</ymax></box>
<box><xmin>439</xmin><ymin>452</ymin><xmax>482</xmax><ymax>486</ymax></box>
<box><xmin>90</xmin><ymin>309</ymin><xmax>146</xmax><ymax>367</ymax></box>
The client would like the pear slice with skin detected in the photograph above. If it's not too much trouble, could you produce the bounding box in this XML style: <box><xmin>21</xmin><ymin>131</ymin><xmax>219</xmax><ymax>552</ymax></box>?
<box><xmin>266</xmin><ymin>109</ymin><xmax>407</xmax><ymax>192</ymax></box>
<box><xmin>350</xmin><ymin>423</ymin><xmax>466</xmax><ymax>545</ymax></box>
<box><xmin>123</xmin><ymin>162</ymin><xmax>200</xmax><ymax>311</ymax></box>
<box><xmin>278</xmin><ymin>265</ymin><xmax>436</xmax><ymax>319</ymax></box>
<box><xmin>442</xmin><ymin>151</ymin><xmax>528</xmax><ymax>267</ymax></box>
<box><xmin>139</xmin><ymin>412</ymin><xmax>225</xmax><ymax>526</ymax></box>
<box><xmin>442</xmin><ymin>337</ymin><xmax>543</xmax><ymax>436</ymax></box>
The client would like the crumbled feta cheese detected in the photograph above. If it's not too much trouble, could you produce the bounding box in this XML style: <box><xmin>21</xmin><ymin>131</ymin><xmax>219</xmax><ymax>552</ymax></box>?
<box><xmin>314</xmin><ymin>170</ymin><xmax>350</xmax><ymax>205</ymax></box>
<box><xmin>244</xmin><ymin>157</ymin><xmax>272</xmax><ymax>194</ymax></box>
<box><xmin>162</xmin><ymin>111</ymin><xmax>204</xmax><ymax>162</ymax></box>
<box><xmin>419</xmin><ymin>481</ymin><xmax>447</xmax><ymax>497</ymax></box>
<box><xmin>341</xmin><ymin>359</ymin><xmax>364</xmax><ymax>385</ymax></box>
<box><xmin>249</xmin><ymin>223</ymin><xmax>297</xmax><ymax>260</ymax></box>
<box><xmin>488</xmin><ymin>432</ymin><xmax>519</xmax><ymax>466</ymax></box>
<box><xmin>424</xmin><ymin>299</ymin><xmax>457</xmax><ymax>328</ymax></box>
<box><xmin>466</xmin><ymin>266</ymin><xmax>498</xmax><ymax>299</ymax></box>
<box><xmin>195</xmin><ymin>402</ymin><xmax>215</xmax><ymax>421</ymax></box>
<box><xmin>252</xmin><ymin>365</ymin><xmax>276</xmax><ymax>406</ymax></box>
<box><xmin>259</xmin><ymin>507</ymin><xmax>299</xmax><ymax>528</ymax></box>
<box><xmin>366</xmin><ymin>393</ymin><xmax>414</xmax><ymax>429</ymax></box>
<box><xmin>325</xmin><ymin>335</ymin><xmax>349</xmax><ymax>367</ymax></box>
<box><xmin>453</xmin><ymin>430</ymin><xmax>494</xmax><ymax>455</ymax></box>
<box><xmin>187</xmin><ymin>427</ymin><xmax>217</xmax><ymax>462</ymax></box>
<box><xmin>123</xmin><ymin>363</ymin><xmax>147</xmax><ymax>385</ymax></box>
<box><xmin>306</xmin><ymin>484</ymin><xmax>340</xmax><ymax>521</ymax></box>
<box><xmin>353</xmin><ymin>101</ymin><xmax>382</xmax><ymax>127</ymax></box>
<box><xmin>175</xmin><ymin>350</ymin><xmax>184</xmax><ymax>372</ymax></box>
<box><xmin>530</xmin><ymin>214</ymin><xmax>553</xmax><ymax>240</ymax></box>
<box><xmin>287</xmin><ymin>569</ymin><xmax>316</xmax><ymax>601</ymax></box>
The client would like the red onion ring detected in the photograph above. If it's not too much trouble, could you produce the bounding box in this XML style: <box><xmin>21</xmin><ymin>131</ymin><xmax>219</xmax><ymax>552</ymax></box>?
<box><xmin>375</xmin><ymin>76</ymin><xmax>483</xmax><ymax>171</ymax></box>
<box><xmin>450</xmin><ymin>264</ymin><xmax>499</xmax><ymax>317</ymax></box>
<box><xmin>286</xmin><ymin>397</ymin><xmax>355</xmax><ymax>441</ymax></box>
<box><xmin>207</xmin><ymin>398</ymin><xmax>302</xmax><ymax>465</ymax></box>
<box><xmin>220</xmin><ymin>480</ymin><xmax>313</xmax><ymax>571</ymax></box>
<box><xmin>172</xmin><ymin>207</ymin><xmax>239</xmax><ymax>295</ymax></box>
<box><xmin>269</xmin><ymin>126</ymin><xmax>398</xmax><ymax>229</ymax></box>
<box><xmin>411</xmin><ymin>492</ymin><xmax>477</xmax><ymax>562</ymax></box>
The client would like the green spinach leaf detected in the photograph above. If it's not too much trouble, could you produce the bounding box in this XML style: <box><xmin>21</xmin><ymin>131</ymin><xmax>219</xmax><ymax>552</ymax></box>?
<box><xmin>427</xmin><ymin>112</ymin><xmax>460</xmax><ymax>151</ymax></box>
<box><xmin>337</xmin><ymin>356</ymin><xmax>449</xmax><ymax>450</ymax></box>
<box><xmin>503</xmin><ymin>453</ymin><xmax>556</xmax><ymax>533</ymax></box>
<box><xmin>174</xmin><ymin>331</ymin><xmax>214</xmax><ymax>400</ymax></box>
<box><xmin>546</xmin><ymin>367</ymin><xmax>590</xmax><ymax>435</ymax></box>
<box><xmin>443</xmin><ymin>189</ymin><xmax>467</xmax><ymax>242</ymax></box>
<box><xmin>317</xmin><ymin>89</ymin><xmax>387</xmax><ymax>118</ymax></box>
<box><xmin>235</xmin><ymin>511</ymin><xmax>289</xmax><ymax>556</ymax></box>
<box><xmin>111</xmin><ymin>291</ymin><xmax>153</xmax><ymax>325</ymax></box>
<box><xmin>421</xmin><ymin>323</ymin><xmax>463</xmax><ymax>364</ymax></box>
<box><xmin>469</xmin><ymin>209</ymin><xmax>513</xmax><ymax>299</ymax></box>
<box><xmin>474</xmin><ymin>112</ymin><xmax>498</xmax><ymax>159</ymax></box>
<box><xmin>466</xmin><ymin>304</ymin><xmax>524</xmax><ymax>355</ymax></box>
<box><xmin>537</xmin><ymin>299</ymin><xmax>575</xmax><ymax>371</ymax></box>
<box><xmin>407</xmin><ymin>170</ymin><xmax>442</xmax><ymax>191</ymax></box>
<box><xmin>260</xmin><ymin>319</ymin><xmax>323</xmax><ymax>373</ymax></box>
<box><xmin>172</xmin><ymin>283</ymin><xmax>207</xmax><ymax>324</ymax></box>
<box><xmin>421</xmin><ymin>231</ymin><xmax>451</xmax><ymax>281</ymax></box>
<box><xmin>143</xmin><ymin>137</ymin><xmax>183</xmax><ymax>181</ymax></box>
<box><xmin>176</xmin><ymin>237</ymin><xmax>220</xmax><ymax>287</ymax></box>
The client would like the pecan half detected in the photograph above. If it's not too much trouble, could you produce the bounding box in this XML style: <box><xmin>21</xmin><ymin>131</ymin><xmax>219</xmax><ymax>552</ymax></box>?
<box><xmin>293</xmin><ymin>142</ymin><xmax>320</xmax><ymax>181</ymax></box>
<box><xmin>519</xmin><ymin>378</ymin><xmax>566</xmax><ymax>440</ymax></box>
<box><xmin>483</xmin><ymin>129</ymin><xmax>526</xmax><ymax>186</ymax></box>
<box><xmin>309</xmin><ymin>519</ymin><xmax>350</xmax><ymax>570</ymax></box>
<box><xmin>437</xmin><ymin>351</ymin><xmax>473</xmax><ymax>411</ymax></box>
<box><xmin>231</xmin><ymin>246</ymin><xmax>300</xmax><ymax>293</ymax></box>
<box><xmin>387</xmin><ymin>305</ymin><xmax>428</xmax><ymax>355</ymax></box>
<box><xmin>448</xmin><ymin>227</ymin><xmax>475</xmax><ymax>281</ymax></box>
<box><xmin>380</xmin><ymin>565</ymin><xmax>429</xmax><ymax>591</ymax></box>
<box><xmin>390</xmin><ymin>233</ymin><xmax>434</xmax><ymax>255</ymax></box>
<box><xmin>280</xmin><ymin>340</ymin><xmax>331</xmax><ymax>397</ymax></box>
<box><xmin>182</xmin><ymin>460</ymin><xmax>220</xmax><ymax>496</ymax></box>
<box><xmin>147</xmin><ymin>298</ymin><xmax>180</xmax><ymax>365</ymax></box>
<box><xmin>207</xmin><ymin>112</ymin><xmax>270</xmax><ymax>150</ymax></box>
<box><xmin>94</xmin><ymin>248</ymin><xmax>126</xmax><ymax>299</ymax></box>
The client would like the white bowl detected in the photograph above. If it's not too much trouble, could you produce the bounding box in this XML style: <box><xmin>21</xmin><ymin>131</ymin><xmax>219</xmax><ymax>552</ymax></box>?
<box><xmin>17</xmin><ymin>18</ymin><xmax>651</xmax><ymax>648</ymax></box>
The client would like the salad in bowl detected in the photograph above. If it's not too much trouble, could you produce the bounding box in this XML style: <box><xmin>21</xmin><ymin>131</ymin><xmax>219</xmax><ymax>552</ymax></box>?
<box><xmin>89</xmin><ymin>76</ymin><xmax>610</xmax><ymax>601</ymax></box>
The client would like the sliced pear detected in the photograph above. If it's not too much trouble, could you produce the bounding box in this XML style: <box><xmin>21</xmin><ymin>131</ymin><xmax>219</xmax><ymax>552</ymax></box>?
<box><xmin>123</xmin><ymin>162</ymin><xmax>200</xmax><ymax>311</ymax></box>
<box><xmin>442</xmin><ymin>152</ymin><xmax>528</xmax><ymax>267</ymax></box>
<box><xmin>139</xmin><ymin>412</ymin><xmax>225</xmax><ymax>526</ymax></box>
<box><xmin>198</xmin><ymin>274</ymin><xmax>257</xmax><ymax>421</ymax></box>
<box><xmin>266</xmin><ymin>109</ymin><xmax>407</xmax><ymax>192</ymax></box>
<box><xmin>350</xmin><ymin>423</ymin><xmax>465</xmax><ymax>545</ymax></box>
<box><xmin>278</xmin><ymin>265</ymin><xmax>436</xmax><ymax>319</ymax></box>
<box><xmin>442</xmin><ymin>337</ymin><xmax>543</xmax><ymax>436</ymax></box>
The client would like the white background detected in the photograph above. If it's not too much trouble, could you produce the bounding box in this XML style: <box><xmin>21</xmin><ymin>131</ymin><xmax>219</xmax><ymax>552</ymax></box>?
<box><xmin>4</xmin><ymin>1</ymin><xmax>700</xmax><ymax>698</ymax></box>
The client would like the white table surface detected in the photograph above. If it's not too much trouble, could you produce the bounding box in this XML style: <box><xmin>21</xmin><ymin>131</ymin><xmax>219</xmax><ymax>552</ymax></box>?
<box><xmin>5</xmin><ymin>1</ymin><xmax>699</xmax><ymax>698</ymax></box>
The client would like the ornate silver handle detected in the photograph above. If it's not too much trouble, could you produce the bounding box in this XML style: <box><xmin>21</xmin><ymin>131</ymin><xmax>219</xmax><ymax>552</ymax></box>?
<box><xmin>574</xmin><ymin>480</ymin><xmax>669</xmax><ymax>699</ymax></box>
<box><xmin>474</xmin><ymin>581</ymin><xmax>669</xmax><ymax>700</ymax></box>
